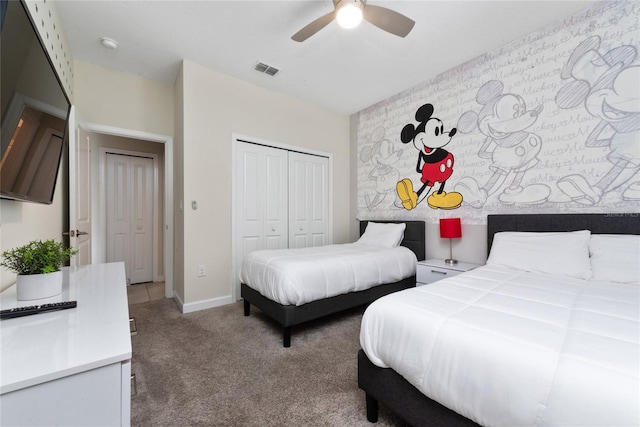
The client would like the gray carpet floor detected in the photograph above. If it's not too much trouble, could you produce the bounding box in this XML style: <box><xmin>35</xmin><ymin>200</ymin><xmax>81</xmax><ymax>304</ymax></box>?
<box><xmin>129</xmin><ymin>298</ymin><xmax>408</xmax><ymax>426</ymax></box>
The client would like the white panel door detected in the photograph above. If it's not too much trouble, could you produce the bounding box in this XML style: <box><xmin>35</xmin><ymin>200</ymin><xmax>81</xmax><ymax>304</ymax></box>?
<box><xmin>288</xmin><ymin>152</ymin><xmax>329</xmax><ymax>249</ymax></box>
<box><xmin>67</xmin><ymin>107</ymin><xmax>91</xmax><ymax>266</ymax></box>
<box><xmin>106</xmin><ymin>155</ymin><xmax>130</xmax><ymax>282</ymax></box>
<box><xmin>130</xmin><ymin>156</ymin><xmax>154</xmax><ymax>283</ymax></box>
<box><xmin>106</xmin><ymin>153</ymin><xmax>154</xmax><ymax>284</ymax></box>
<box><xmin>235</xmin><ymin>142</ymin><xmax>288</xmax><ymax>297</ymax></box>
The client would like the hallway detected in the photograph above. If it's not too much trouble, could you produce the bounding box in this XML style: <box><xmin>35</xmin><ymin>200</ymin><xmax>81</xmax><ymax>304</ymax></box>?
<box><xmin>127</xmin><ymin>282</ymin><xmax>165</xmax><ymax>305</ymax></box>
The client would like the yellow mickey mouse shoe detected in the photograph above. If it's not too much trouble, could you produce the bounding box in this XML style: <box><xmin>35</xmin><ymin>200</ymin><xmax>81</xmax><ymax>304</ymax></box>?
<box><xmin>427</xmin><ymin>191</ymin><xmax>463</xmax><ymax>210</ymax></box>
<box><xmin>396</xmin><ymin>179</ymin><xmax>418</xmax><ymax>210</ymax></box>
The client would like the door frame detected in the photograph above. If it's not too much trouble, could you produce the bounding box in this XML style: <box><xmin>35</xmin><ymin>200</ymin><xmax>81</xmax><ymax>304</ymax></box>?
<box><xmin>78</xmin><ymin>121</ymin><xmax>174</xmax><ymax>299</ymax></box>
<box><xmin>230</xmin><ymin>133</ymin><xmax>334</xmax><ymax>302</ymax></box>
<box><xmin>100</xmin><ymin>148</ymin><xmax>160</xmax><ymax>284</ymax></box>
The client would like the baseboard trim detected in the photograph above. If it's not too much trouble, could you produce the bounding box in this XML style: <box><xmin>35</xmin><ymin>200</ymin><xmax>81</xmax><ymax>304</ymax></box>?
<box><xmin>175</xmin><ymin>294</ymin><xmax>235</xmax><ymax>314</ymax></box>
<box><xmin>172</xmin><ymin>293</ymin><xmax>185</xmax><ymax>311</ymax></box>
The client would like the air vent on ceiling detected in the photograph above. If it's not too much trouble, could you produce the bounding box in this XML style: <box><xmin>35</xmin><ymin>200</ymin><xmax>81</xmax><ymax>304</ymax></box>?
<box><xmin>254</xmin><ymin>61</ymin><xmax>280</xmax><ymax>77</ymax></box>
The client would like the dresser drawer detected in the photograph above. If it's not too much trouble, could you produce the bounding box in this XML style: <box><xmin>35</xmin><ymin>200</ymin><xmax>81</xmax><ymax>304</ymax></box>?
<box><xmin>416</xmin><ymin>259</ymin><xmax>482</xmax><ymax>286</ymax></box>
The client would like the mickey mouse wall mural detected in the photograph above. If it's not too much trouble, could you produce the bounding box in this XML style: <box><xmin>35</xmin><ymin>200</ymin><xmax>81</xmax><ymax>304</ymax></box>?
<box><xmin>555</xmin><ymin>36</ymin><xmax>640</xmax><ymax>205</ymax></box>
<box><xmin>360</xmin><ymin>126</ymin><xmax>403</xmax><ymax>210</ymax></box>
<box><xmin>395</xmin><ymin>103</ymin><xmax>463</xmax><ymax>210</ymax></box>
<box><xmin>454</xmin><ymin>80</ymin><xmax>549</xmax><ymax>208</ymax></box>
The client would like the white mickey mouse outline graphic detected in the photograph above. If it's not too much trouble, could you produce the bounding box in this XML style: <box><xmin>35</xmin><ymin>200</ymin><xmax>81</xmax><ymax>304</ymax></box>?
<box><xmin>359</xmin><ymin>126</ymin><xmax>403</xmax><ymax>210</ymax></box>
<box><xmin>455</xmin><ymin>80</ymin><xmax>550</xmax><ymax>208</ymax></box>
<box><xmin>555</xmin><ymin>35</ymin><xmax>640</xmax><ymax>205</ymax></box>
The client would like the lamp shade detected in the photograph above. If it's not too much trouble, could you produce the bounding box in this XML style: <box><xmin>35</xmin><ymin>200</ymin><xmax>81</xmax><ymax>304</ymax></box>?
<box><xmin>440</xmin><ymin>218</ymin><xmax>462</xmax><ymax>239</ymax></box>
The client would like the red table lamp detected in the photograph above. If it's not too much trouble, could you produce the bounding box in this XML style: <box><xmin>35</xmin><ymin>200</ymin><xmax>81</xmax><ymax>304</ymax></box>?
<box><xmin>440</xmin><ymin>218</ymin><xmax>462</xmax><ymax>265</ymax></box>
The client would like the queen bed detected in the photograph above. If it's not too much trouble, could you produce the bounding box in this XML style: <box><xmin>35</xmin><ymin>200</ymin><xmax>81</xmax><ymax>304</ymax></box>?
<box><xmin>241</xmin><ymin>220</ymin><xmax>425</xmax><ymax>347</ymax></box>
<box><xmin>358</xmin><ymin>213</ymin><xmax>640</xmax><ymax>426</ymax></box>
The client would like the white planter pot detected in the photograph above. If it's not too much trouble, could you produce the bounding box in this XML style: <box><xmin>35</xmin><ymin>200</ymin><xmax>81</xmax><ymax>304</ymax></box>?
<box><xmin>16</xmin><ymin>271</ymin><xmax>63</xmax><ymax>301</ymax></box>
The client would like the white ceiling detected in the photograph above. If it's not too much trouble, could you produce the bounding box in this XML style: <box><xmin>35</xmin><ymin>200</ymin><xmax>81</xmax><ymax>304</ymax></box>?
<box><xmin>55</xmin><ymin>0</ymin><xmax>597</xmax><ymax>115</ymax></box>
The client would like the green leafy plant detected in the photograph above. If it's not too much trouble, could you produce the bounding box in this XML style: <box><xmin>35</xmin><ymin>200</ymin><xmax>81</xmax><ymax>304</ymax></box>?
<box><xmin>0</xmin><ymin>240</ymin><xmax>78</xmax><ymax>275</ymax></box>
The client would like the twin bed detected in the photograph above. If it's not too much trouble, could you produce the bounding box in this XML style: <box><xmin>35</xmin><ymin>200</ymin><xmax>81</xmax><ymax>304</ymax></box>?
<box><xmin>240</xmin><ymin>220</ymin><xmax>425</xmax><ymax>347</ymax></box>
<box><xmin>358</xmin><ymin>213</ymin><xmax>640</xmax><ymax>426</ymax></box>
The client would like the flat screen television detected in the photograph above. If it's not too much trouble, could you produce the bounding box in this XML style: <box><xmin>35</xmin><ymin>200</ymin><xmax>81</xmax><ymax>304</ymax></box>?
<box><xmin>0</xmin><ymin>0</ymin><xmax>71</xmax><ymax>204</ymax></box>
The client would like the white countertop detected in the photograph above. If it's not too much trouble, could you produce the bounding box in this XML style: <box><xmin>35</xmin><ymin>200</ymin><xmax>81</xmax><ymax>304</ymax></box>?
<box><xmin>0</xmin><ymin>262</ymin><xmax>132</xmax><ymax>394</ymax></box>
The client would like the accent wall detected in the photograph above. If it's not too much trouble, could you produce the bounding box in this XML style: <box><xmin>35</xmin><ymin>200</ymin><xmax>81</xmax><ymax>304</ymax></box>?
<box><xmin>356</xmin><ymin>0</ymin><xmax>640</xmax><ymax>225</ymax></box>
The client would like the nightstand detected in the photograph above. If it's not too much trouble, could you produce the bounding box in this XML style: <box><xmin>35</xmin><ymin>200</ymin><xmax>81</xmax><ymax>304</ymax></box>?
<box><xmin>416</xmin><ymin>258</ymin><xmax>482</xmax><ymax>286</ymax></box>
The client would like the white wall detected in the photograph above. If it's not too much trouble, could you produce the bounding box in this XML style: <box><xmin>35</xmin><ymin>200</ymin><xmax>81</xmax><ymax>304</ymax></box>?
<box><xmin>177</xmin><ymin>60</ymin><xmax>350</xmax><ymax>309</ymax></box>
<box><xmin>0</xmin><ymin>163</ymin><xmax>67</xmax><ymax>291</ymax></box>
<box><xmin>73</xmin><ymin>61</ymin><xmax>174</xmax><ymax>137</ymax></box>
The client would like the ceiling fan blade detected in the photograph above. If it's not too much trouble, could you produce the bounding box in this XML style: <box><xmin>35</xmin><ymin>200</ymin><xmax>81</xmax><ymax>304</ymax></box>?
<box><xmin>363</xmin><ymin>4</ymin><xmax>415</xmax><ymax>38</ymax></box>
<box><xmin>291</xmin><ymin>11</ymin><xmax>336</xmax><ymax>42</ymax></box>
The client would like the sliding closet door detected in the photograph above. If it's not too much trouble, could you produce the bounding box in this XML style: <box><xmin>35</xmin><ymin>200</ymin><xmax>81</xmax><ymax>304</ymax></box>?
<box><xmin>236</xmin><ymin>142</ymin><xmax>288</xmax><ymax>257</ymax></box>
<box><xmin>288</xmin><ymin>152</ymin><xmax>329</xmax><ymax>249</ymax></box>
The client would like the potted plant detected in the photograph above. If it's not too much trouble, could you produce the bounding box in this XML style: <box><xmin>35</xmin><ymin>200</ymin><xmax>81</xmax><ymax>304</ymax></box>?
<box><xmin>1</xmin><ymin>239</ymin><xmax>78</xmax><ymax>300</ymax></box>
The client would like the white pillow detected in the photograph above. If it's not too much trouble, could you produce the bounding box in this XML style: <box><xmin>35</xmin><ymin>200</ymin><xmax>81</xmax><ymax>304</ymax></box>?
<box><xmin>487</xmin><ymin>230</ymin><xmax>592</xmax><ymax>280</ymax></box>
<box><xmin>357</xmin><ymin>222</ymin><xmax>406</xmax><ymax>248</ymax></box>
<box><xmin>589</xmin><ymin>234</ymin><xmax>640</xmax><ymax>285</ymax></box>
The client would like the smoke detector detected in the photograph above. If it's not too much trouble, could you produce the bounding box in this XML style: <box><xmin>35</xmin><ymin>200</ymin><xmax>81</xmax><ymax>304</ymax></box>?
<box><xmin>101</xmin><ymin>37</ymin><xmax>119</xmax><ymax>49</ymax></box>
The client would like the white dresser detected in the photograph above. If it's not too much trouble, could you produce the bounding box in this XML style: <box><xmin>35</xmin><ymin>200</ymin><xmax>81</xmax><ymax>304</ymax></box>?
<box><xmin>0</xmin><ymin>262</ymin><xmax>132</xmax><ymax>426</ymax></box>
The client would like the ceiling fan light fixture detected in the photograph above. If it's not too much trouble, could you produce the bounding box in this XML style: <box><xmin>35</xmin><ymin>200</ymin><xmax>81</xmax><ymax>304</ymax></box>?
<box><xmin>292</xmin><ymin>0</ymin><xmax>413</xmax><ymax>42</ymax></box>
<box><xmin>336</xmin><ymin>1</ymin><xmax>363</xmax><ymax>29</ymax></box>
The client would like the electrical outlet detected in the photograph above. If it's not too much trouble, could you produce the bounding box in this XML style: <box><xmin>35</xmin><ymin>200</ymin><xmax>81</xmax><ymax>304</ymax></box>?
<box><xmin>197</xmin><ymin>264</ymin><xmax>206</xmax><ymax>277</ymax></box>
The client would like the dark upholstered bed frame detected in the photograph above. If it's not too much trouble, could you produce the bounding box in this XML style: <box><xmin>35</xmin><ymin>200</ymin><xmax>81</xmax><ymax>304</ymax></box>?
<box><xmin>358</xmin><ymin>213</ymin><xmax>640</xmax><ymax>426</ymax></box>
<box><xmin>242</xmin><ymin>220</ymin><xmax>425</xmax><ymax>347</ymax></box>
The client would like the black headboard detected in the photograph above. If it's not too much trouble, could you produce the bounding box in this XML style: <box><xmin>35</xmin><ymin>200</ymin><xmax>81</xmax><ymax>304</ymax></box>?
<box><xmin>487</xmin><ymin>213</ymin><xmax>640</xmax><ymax>254</ymax></box>
<box><xmin>360</xmin><ymin>220</ymin><xmax>425</xmax><ymax>261</ymax></box>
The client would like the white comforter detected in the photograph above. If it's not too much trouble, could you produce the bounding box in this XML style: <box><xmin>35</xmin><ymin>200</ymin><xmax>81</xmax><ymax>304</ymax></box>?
<box><xmin>239</xmin><ymin>243</ymin><xmax>417</xmax><ymax>306</ymax></box>
<box><xmin>360</xmin><ymin>265</ymin><xmax>640</xmax><ymax>427</ymax></box>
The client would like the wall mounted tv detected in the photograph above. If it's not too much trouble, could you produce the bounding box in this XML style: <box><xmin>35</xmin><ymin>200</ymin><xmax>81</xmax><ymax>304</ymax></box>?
<box><xmin>0</xmin><ymin>0</ymin><xmax>71</xmax><ymax>204</ymax></box>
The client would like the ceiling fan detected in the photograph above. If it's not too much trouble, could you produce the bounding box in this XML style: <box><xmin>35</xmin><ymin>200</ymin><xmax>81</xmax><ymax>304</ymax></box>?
<box><xmin>291</xmin><ymin>0</ymin><xmax>415</xmax><ymax>42</ymax></box>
